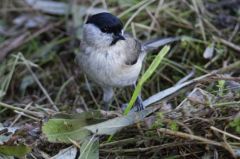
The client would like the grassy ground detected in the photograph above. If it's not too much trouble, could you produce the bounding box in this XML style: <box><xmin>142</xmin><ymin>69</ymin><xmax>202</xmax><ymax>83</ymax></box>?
<box><xmin>0</xmin><ymin>0</ymin><xmax>240</xmax><ymax>158</ymax></box>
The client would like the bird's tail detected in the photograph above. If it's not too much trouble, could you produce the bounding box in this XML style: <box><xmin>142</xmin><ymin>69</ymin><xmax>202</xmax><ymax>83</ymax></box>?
<box><xmin>142</xmin><ymin>36</ymin><xmax>182</xmax><ymax>52</ymax></box>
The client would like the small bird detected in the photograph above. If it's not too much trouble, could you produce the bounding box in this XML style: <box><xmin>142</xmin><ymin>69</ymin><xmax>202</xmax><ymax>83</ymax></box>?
<box><xmin>77</xmin><ymin>12</ymin><xmax>178</xmax><ymax>111</ymax></box>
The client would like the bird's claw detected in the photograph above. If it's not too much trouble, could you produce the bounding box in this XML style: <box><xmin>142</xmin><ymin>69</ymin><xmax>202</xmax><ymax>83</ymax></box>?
<box><xmin>121</xmin><ymin>96</ymin><xmax>145</xmax><ymax>112</ymax></box>
<box><xmin>135</xmin><ymin>100</ymin><xmax>144</xmax><ymax>111</ymax></box>
<box><xmin>135</xmin><ymin>95</ymin><xmax>144</xmax><ymax>111</ymax></box>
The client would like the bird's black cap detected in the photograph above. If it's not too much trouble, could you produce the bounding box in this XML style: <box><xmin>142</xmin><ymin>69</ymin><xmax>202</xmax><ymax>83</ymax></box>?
<box><xmin>86</xmin><ymin>12</ymin><xmax>123</xmax><ymax>35</ymax></box>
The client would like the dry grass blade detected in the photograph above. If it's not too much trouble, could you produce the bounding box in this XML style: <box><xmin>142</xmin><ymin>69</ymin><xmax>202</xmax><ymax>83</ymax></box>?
<box><xmin>210</xmin><ymin>126</ymin><xmax>240</xmax><ymax>141</ymax></box>
<box><xmin>213</xmin><ymin>36</ymin><xmax>240</xmax><ymax>52</ymax></box>
<box><xmin>20</xmin><ymin>54</ymin><xmax>58</xmax><ymax>111</ymax></box>
<box><xmin>0</xmin><ymin>102</ymin><xmax>43</xmax><ymax>118</ymax></box>
<box><xmin>123</xmin><ymin>0</ymin><xmax>156</xmax><ymax>31</ymax></box>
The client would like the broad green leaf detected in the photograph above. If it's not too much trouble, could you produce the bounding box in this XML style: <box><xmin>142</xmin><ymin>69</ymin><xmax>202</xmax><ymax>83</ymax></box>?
<box><xmin>42</xmin><ymin>118</ymin><xmax>90</xmax><ymax>143</ymax></box>
<box><xmin>42</xmin><ymin>111</ymin><xmax>105</xmax><ymax>143</ymax></box>
<box><xmin>0</xmin><ymin>145</ymin><xmax>31</xmax><ymax>157</ymax></box>
<box><xmin>124</xmin><ymin>45</ymin><xmax>170</xmax><ymax>115</ymax></box>
<box><xmin>79</xmin><ymin>137</ymin><xmax>99</xmax><ymax>159</ymax></box>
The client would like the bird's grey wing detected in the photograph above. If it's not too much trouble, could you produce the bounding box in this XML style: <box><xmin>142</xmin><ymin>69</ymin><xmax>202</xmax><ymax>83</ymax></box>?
<box><xmin>142</xmin><ymin>36</ymin><xmax>182</xmax><ymax>52</ymax></box>
<box><xmin>124</xmin><ymin>38</ymin><xmax>142</xmax><ymax>65</ymax></box>
<box><xmin>123</xmin><ymin>36</ymin><xmax>181</xmax><ymax>65</ymax></box>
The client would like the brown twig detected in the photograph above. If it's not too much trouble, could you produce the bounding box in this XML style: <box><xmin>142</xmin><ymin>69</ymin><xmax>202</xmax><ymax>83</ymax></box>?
<box><xmin>101</xmin><ymin>142</ymin><xmax>204</xmax><ymax>153</ymax></box>
<box><xmin>210</xmin><ymin>126</ymin><xmax>240</xmax><ymax>141</ymax></box>
<box><xmin>157</xmin><ymin>128</ymin><xmax>237</xmax><ymax>157</ymax></box>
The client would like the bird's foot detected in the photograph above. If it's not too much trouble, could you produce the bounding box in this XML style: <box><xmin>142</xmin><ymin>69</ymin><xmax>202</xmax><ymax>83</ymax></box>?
<box><xmin>135</xmin><ymin>99</ymin><xmax>144</xmax><ymax>111</ymax></box>
<box><xmin>135</xmin><ymin>96</ymin><xmax>144</xmax><ymax>111</ymax></box>
<box><xmin>121</xmin><ymin>96</ymin><xmax>145</xmax><ymax>113</ymax></box>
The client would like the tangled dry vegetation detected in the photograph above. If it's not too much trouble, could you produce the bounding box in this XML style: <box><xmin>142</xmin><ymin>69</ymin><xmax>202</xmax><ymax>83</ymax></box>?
<box><xmin>0</xmin><ymin>0</ymin><xmax>240</xmax><ymax>158</ymax></box>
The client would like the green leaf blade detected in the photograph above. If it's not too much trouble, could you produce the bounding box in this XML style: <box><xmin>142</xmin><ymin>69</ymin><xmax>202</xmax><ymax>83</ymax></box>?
<box><xmin>124</xmin><ymin>45</ymin><xmax>170</xmax><ymax>115</ymax></box>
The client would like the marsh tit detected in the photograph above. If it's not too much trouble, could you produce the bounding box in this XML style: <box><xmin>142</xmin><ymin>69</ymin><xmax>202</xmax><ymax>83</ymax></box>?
<box><xmin>77</xmin><ymin>12</ymin><xmax>178</xmax><ymax>111</ymax></box>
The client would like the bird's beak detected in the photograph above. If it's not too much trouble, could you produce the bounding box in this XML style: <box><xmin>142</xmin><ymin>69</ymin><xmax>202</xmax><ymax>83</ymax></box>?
<box><xmin>111</xmin><ymin>33</ymin><xmax>125</xmax><ymax>45</ymax></box>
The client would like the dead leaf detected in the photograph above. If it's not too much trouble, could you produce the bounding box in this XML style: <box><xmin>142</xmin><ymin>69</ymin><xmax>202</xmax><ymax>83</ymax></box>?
<box><xmin>203</xmin><ymin>43</ymin><xmax>215</xmax><ymax>59</ymax></box>
<box><xmin>85</xmin><ymin>107</ymin><xmax>157</xmax><ymax>135</ymax></box>
<box><xmin>51</xmin><ymin>146</ymin><xmax>77</xmax><ymax>159</ymax></box>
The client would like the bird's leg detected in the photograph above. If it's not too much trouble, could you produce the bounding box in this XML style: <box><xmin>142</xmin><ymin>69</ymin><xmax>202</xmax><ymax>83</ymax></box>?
<box><xmin>102</xmin><ymin>87</ymin><xmax>114</xmax><ymax>110</ymax></box>
<box><xmin>132</xmin><ymin>83</ymin><xmax>144</xmax><ymax>111</ymax></box>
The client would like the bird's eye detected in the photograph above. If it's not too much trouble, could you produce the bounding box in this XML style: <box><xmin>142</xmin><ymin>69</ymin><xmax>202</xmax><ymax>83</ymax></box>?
<box><xmin>103</xmin><ymin>26</ymin><xmax>109</xmax><ymax>32</ymax></box>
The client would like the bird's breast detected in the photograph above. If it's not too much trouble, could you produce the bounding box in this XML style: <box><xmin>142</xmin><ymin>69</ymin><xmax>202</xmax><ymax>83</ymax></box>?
<box><xmin>77</xmin><ymin>48</ymin><xmax>142</xmax><ymax>87</ymax></box>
